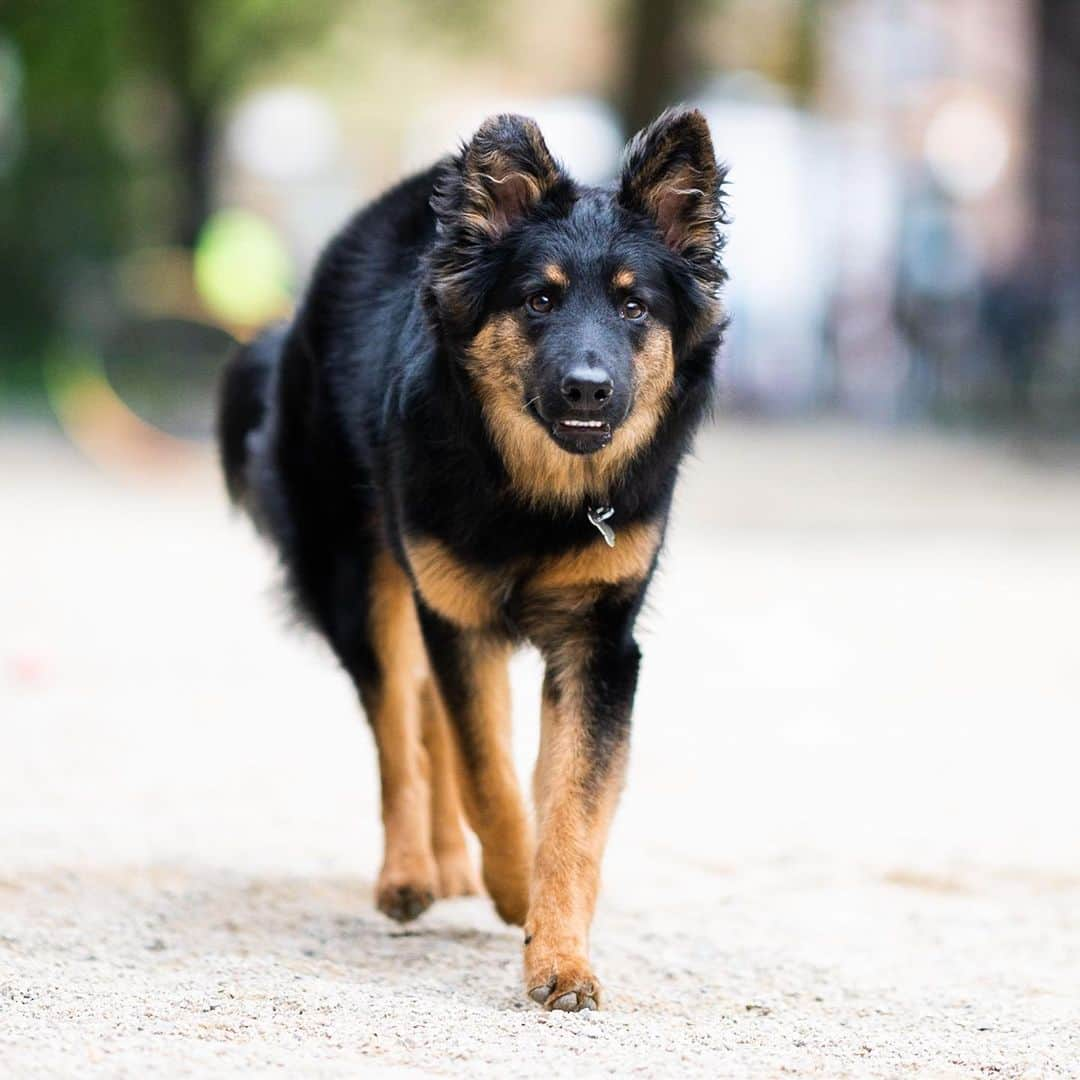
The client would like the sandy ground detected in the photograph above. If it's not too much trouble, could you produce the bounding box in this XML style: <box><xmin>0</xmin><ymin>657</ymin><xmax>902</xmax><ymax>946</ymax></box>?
<box><xmin>2</xmin><ymin>422</ymin><xmax>1079</xmax><ymax>1077</ymax></box>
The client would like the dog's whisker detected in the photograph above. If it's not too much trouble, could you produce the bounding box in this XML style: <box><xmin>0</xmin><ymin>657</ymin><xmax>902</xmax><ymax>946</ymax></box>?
<box><xmin>522</xmin><ymin>396</ymin><xmax>540</xmax><ymax>412</ymax></box>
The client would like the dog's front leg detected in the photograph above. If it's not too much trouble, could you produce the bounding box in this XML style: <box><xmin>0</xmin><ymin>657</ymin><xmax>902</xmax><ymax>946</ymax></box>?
<box><xmin>525</xmin><ymin>592</ymin><xmax>642</xmax><ymax>1010</ymax></box>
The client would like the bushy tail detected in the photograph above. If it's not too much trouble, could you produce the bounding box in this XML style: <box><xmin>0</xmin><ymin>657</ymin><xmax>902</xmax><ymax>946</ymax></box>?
<box><xmin>216</xmin><ymin>327</ymin><xmax>282</xmax><ymax>504</ymax></box>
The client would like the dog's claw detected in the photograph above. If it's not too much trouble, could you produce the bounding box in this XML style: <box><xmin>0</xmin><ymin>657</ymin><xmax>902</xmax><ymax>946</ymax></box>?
<box><xmin>527</xmin><ymin>974</ymin><xmax>599</xmax><ymax>1012</ymax></box>
<box><xmin>549</xmin><ymin>990</ymin><xmax>598</xmax><ymax>1011</ymax></box>
<box><xmin>550</xmin><ymin>992</ymin><xmax>579</xmax><ymax>1011</ymax></box>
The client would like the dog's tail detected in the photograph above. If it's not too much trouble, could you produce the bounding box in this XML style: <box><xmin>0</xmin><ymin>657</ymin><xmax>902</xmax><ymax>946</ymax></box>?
<box><xmin>216</xmin><ymin>326</ymin><xmax>284</xmax><ymax>505</ymax></box>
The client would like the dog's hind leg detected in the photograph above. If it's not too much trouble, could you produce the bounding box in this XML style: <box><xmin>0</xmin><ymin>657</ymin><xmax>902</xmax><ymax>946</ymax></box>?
<box><xmin>417</xmin><ymin>610</ymin><xmax>533</xmax><ymax>926</ymax></box>
<box><xmin>361</xmin><ymin>549</ymin><xmax>440</xmax><ymax>923</ymax></box>
<box><xmin>420</xmin><ymin>679</ymin><xmax>480</xmax><ymax>898</ymax></box>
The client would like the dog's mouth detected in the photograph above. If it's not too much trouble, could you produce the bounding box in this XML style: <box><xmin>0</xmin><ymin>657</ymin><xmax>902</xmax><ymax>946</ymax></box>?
<box><xmin>552</xmin><ymin>417</ymin><xmax>612</xmax><ymax>451</ymax></box>
<box><xmin>529</xmin><ymin>404</ymin><xmax>613</xmax><ymax>455</ymax></box>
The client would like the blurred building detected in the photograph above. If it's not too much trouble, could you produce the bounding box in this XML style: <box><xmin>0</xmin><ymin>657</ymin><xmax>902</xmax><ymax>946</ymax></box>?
<box><xmin>820</xmin><ymin>0</ymin><xmax>1079</xmax><ymax>429</ymax></box>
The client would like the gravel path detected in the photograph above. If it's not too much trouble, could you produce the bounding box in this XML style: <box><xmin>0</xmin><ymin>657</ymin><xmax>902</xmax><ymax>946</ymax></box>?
<box><xmin>2</xmin><ymin>423</ymin><xmax>1079</xmax><ymax>1077</ymax></box>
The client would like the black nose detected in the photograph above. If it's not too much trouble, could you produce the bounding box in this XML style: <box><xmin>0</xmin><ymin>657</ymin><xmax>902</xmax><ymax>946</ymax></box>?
<box><xmin>560</xmin><ymin>367</ymin><xmax>614</xmax><ymax>412</ymax></box>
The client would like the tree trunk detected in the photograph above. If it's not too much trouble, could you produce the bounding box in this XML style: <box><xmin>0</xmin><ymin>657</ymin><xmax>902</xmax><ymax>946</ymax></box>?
<box><xmin>175</xmin><ymin>102</ymin><xmax>213</xmax><ymax>248</ymax></box>
<box><xmin>1033</xmin><ymin>0</ymin><xmax>1080</xmax><ymax>301</ymax></box>
<box><xmin>143</xmin><ymin>0</ymin><xmax>215</xmax><ymax>249</ymax></box>
<box><xmin>616</xmin><ymin>0</ymin><xmax>708</xmax><ymax>137</ymax></box>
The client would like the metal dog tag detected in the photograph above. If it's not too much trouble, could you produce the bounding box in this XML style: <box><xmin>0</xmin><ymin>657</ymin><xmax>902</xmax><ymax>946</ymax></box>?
<box><xmin>587</xmin><ymin>505</ymin><xmax>616</xmax><ymax>548</ymax></box>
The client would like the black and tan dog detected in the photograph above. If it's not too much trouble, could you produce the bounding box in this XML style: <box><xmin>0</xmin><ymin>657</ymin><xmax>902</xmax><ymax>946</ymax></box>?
<box><xmin>218</xmin><ymin>108</ymin><xmax>727</xmax><ymax>1011</ymax></box>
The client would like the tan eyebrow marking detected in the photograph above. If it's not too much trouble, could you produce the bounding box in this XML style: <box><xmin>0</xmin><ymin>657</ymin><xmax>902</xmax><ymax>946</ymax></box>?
<box><xmin>613</xmin><ymin>268</ymin><xmax>635</xmax><ymax>290</ymax></box>
<box><xmin>543</xmin><ymin>264</ymin><xmax>569</xmax><ymax>289</ymax></box>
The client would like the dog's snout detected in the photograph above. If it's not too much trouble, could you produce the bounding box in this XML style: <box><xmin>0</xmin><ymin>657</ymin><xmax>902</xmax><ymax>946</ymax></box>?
<box><xmin>560</xmin><ymin>367</ymin><xmax>615</xmax><ymax>411</ymax></box>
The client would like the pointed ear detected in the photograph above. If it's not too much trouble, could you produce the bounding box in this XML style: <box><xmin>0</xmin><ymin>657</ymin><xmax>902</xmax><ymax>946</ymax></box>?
<box><xmin>618</xmin><ymin>108</ymin><xmax>726</xmax><ymax>274</ymax></box>
<box><xmin>434</xmin><ymin>114</ymin><xmax>563</xmax><ymax>237</ymax></box>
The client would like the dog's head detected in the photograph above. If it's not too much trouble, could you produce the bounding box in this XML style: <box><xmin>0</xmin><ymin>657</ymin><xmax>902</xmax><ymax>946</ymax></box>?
<box><xmin>427</xmin><ymin>109</ymin><xmax>727</xmax><ymax>505</ymax></box>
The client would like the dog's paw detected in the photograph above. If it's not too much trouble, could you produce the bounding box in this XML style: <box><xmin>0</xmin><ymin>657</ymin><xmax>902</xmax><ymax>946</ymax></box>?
<box><xmin>375</xmin><ymin>859</ymin><xmax>437</xmax><ymax>923</ymax></box>
<box><xmin>482</xmin><ymin>853</ymin><xmax>530</xmax><ymax>926</ymax></box>
<box><xmin>435</xmin><ymin>848</ymin><xmax>481</xmax><ymax>898</ymax></box>
<box><xmin>525</xmin><ymin>949</ymin><xmax>601</xmax><ymax>1011</ymax></box>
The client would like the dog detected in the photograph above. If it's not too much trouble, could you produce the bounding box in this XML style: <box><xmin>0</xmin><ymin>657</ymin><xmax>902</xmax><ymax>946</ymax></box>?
<box><xmin>218</xmin><ymin>107</ymin><xmax>727</xmax><ymax>1011</ymax></box>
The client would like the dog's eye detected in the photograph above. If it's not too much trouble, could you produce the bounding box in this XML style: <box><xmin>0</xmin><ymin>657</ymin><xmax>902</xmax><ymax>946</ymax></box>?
<box><xmin>526</xmin><ymin>293</ymin><xmax>554</xmax><ymax>314</ymax></box>
<box><xmin>621</xmin><ymin>298</ymin><xmax>647</xmax><ymax>321</ymax></box>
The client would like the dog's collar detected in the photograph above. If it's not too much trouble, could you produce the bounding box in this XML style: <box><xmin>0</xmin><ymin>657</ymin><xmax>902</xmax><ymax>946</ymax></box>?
<box><xmin>586</xmin><ymin>505</ymin><xmax>616</xmax><ymax>548</ymax></box>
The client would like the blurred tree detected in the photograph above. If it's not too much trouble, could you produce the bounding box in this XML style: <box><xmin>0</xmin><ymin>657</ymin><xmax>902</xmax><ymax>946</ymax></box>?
<box><xmin>1030</xmin><ymin>0</ymin><xmax>1080</xmax><ymax>423</ymax></box>
<box><xmin>1033</xmin><ymin>0</ymin><xmax>1080</xmax><ymax>311</ymax></box>
<box><xmin>615</xmin><ymin>0</ymin><xmax>823</xmax><ymax>133</ymax></box>
<box><xmin>134</xmin><ymin>0</ymin><xmax>347</xmax><ymax>246</ymax></box>
<box><xmin>788</xmin><ymin>0</ymin><xmax>822</xmax><ymax>106</ymax></box>
<box><xmin>0</xmin><ymin>0</ymin><xmax>344</xmax><ymax>378</ymax></box>
<box><xmin>616</xmin><ymin>0</ymin><xmax>711</xmax><ymax>136</ymax></box>
<box><xmin>1</xmin><ymin>4</ymin><xmax>130</xmax><ymax>382</ymax></box>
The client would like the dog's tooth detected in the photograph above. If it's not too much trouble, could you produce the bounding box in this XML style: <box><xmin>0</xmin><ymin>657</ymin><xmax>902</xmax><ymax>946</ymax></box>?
<box><xmin>557</xmin><ymin>418</ymin><xmax>606</xmax><ymax>431</ymax></box>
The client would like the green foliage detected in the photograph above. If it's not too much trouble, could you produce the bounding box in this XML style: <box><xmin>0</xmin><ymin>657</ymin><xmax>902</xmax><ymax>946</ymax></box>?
<box><xmin>0</xmin><ymin>0</ymin><xmax>348</xmax><ymax>368</ymax></box>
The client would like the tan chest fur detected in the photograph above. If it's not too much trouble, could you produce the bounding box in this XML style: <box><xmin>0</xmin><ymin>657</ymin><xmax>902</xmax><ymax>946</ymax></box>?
<box><xmin>404</xmin><ymin>538</ymin><xmax>505</xmax><ymax>629</ymax></box>
<box><xmin>404</xmin><ymin>522</ymin><xmax>661</xmax><ymax>630</ymax></box>
<box><xmin>525</xmin><ymin>521</ymin><xmax>661</xmax><ymax>593</ymax></box>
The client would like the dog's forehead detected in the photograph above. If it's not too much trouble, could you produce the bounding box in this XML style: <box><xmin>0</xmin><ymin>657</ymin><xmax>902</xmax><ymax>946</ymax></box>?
<box><xmin>525</xmin><ymin>191</ymin><xmax>654</xmax><ymax>278</ymax></box>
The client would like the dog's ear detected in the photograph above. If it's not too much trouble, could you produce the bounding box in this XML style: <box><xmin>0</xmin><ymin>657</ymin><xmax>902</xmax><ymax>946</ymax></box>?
<box><xmin>435</xmin><ymin>114</ymin><xmax>562</xmax><ymax>237</ymax></box>
<box><xmin>618</xmin><ymin>108</ymin><xmax>725</xmax><ymax>275</ymax></box>
<box><xmin>428</xmin><ymin>115</ymin><xmax>568</xmax><ymax>332</ymax></box>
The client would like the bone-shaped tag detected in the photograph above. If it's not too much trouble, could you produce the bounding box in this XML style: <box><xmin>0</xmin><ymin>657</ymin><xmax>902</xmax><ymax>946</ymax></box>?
<box><xmin>587</xmin><ymin>505</ymin><xmax>616</xmax><ymax>548</ymax></box>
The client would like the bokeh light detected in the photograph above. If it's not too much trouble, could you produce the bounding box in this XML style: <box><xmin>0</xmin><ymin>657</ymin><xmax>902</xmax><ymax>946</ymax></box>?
<box><xmin>225</xmin><ymin>87</ymin><xmax>341</xmax><ymax>182</ymax></box>
<box><xmin>924</xmin><ymin>96</ymin><xmax>1011</xmax><ymax>202</ymax></box>
<box><xmin>193</xmin><ymin>209</ymin><xmax>293</xmax><ymax>329</ymax></box>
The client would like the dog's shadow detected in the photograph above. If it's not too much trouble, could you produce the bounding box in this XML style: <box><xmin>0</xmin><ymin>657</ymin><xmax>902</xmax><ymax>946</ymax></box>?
<box><xmin>170</xmin><ymin>869</ymin><xmax>511</xmax><ymax>953</ymax></box>
<box><xmin>5</xmin><ymin>863</ymin><xmax>739</xmax><ymax>1019</ymax></box>
<box><xmin>12</xmin><ymin>864</ymin><xmax>524</xmax><ymax>1002</ymax></box>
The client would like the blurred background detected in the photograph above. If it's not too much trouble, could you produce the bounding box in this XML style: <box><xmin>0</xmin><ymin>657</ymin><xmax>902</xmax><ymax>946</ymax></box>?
<box><xmin>2</xmin><ymin>0</ymin><xmax>1079</xmax><ymax>445</ymax></box>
